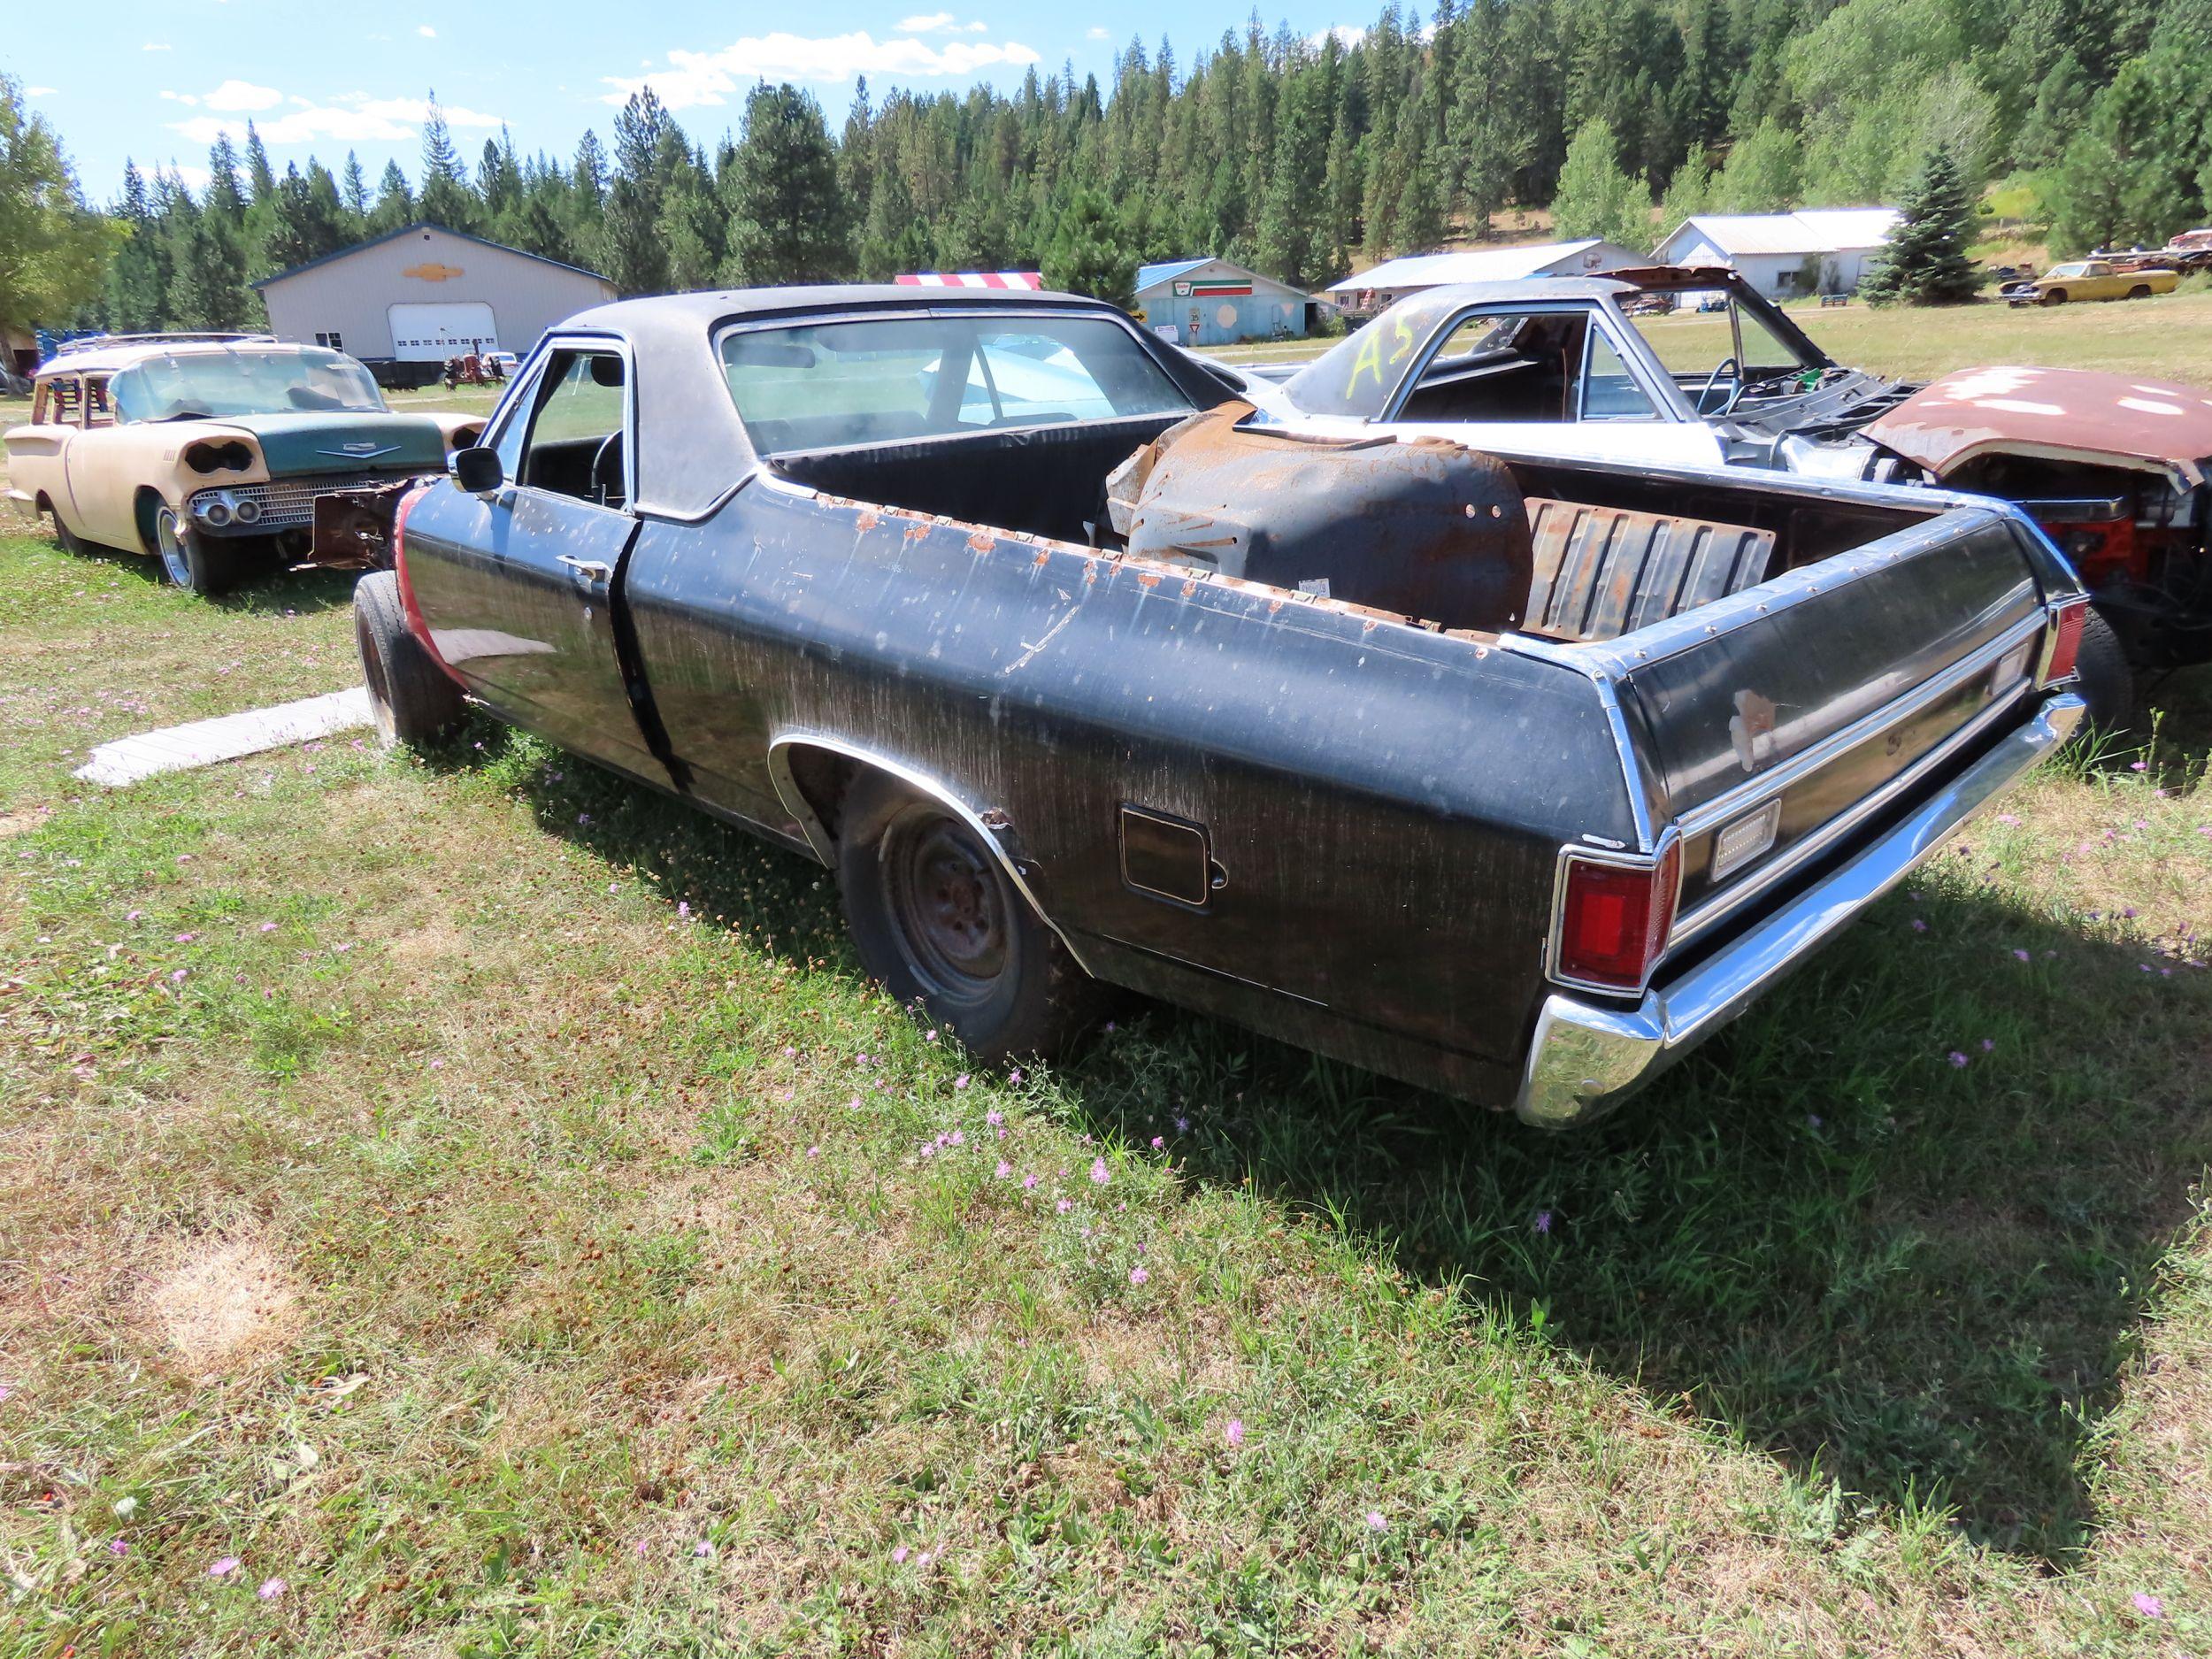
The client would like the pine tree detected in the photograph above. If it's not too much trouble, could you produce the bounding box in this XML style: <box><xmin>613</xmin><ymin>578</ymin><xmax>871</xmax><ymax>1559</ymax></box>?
<box><xmin>266</xmin><ymin>161</ymin><xmax>349</xmax><ymax>269</ymax></box>
<box><xmin>417</xmin><ymin>92</ymin><xmax>478</xmax><ymax>230</ymax></box>
<box><xmin>340</xmin><ymin>152</ymin><xmax>370</xmax><ymax>227</ymax></box>
<box><xmin>722</xmin><ymin>84</ymin><xmax>850</xmax><ymax>285</ymax></box>
<box><xmin>365</xmin><ymin>160</ymin><xmax>414</xmax><ymax>236</ymax></box>
<box><xmin>1042</xmin><ymin>188</ymin><xmax>1137</xmax><ymax>305</ymax></box>
<box><xmin>1859</xmin><ymin>145</ymin><xmax>1979</xmax><ymax>305</ymax></box>
<box><xmin>107</xmin><ymin>158</ymin><xmax>173</xmax><ymax>329</ymax></box>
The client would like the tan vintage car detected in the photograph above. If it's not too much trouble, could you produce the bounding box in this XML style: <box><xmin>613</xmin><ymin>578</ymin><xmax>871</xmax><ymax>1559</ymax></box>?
<box><xmin>4</xmin><ymin>334</ymin><xmax>484</xmax><ymax>595</ymax></box>
<box><xmin>2001</xmin><ymin>260</ymin><xmax>2179</xmax><ymax>305</ymax></box>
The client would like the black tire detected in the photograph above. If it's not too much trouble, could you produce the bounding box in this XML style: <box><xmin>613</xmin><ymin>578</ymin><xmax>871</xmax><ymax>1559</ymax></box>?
<box><xmin>2071</xmin><ymin>604</ymin><xmax>2135</xmax><ymax>732</ymax></box>
<box><xmin>153</xmin><ymin>503</ymin><xmax>242</xmax><ymax>595</ymax></box>
<box><xmin>354</xmin><ymin>570</ymin><xmax>465</xmax><ymax>749</ymax></box>
<box><xmin>46</xmin><ymin>502</ymin><xmax>89</xmax><ymax>557</ymax></box>
<box><xmin>2128</xmin><ymin>284</ymin><xmax>2153</xmax><ymax>300</ymax></box>
<box><xmin>2040</xmin><ymin>288</ymin><xmax>2068</xmax><ymax>306</ymax></box>
<box><xmin>836</xmin><ymin>770</ymin><xmax>1104</xmax><ymax>1063</ymax></box>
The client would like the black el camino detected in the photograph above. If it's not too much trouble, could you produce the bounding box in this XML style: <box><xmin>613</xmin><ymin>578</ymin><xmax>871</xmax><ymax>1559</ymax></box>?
<box><xmin>329</xmin><ymin>285</ymin><xmax>2089</xmax><ymax>1127</ymax></box>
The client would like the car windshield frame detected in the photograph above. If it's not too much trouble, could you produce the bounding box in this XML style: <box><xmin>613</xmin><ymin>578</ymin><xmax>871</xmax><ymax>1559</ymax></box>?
<box><xmin>714</xmin><ymin>310</ymin><xmax>1194</xmax><ymax>456</ymax></box>
<box><xmin>106</xmin><ymin>347</ymin><xmax>388</xmax><ymax>425</ymax></box>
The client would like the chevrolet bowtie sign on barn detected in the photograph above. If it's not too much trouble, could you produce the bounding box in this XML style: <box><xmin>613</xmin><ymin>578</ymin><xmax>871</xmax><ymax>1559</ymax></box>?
<box><xmin>253</xmin><ymin>222</ymin><xmax>617</xmax><ymax>388</ymax></box>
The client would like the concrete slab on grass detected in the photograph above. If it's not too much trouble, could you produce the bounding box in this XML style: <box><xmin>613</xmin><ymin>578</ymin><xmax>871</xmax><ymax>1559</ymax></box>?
<box><xmin>73</xmin><ymin>687</ymin><xmax>374</xmax><ymax>787</ymax></box>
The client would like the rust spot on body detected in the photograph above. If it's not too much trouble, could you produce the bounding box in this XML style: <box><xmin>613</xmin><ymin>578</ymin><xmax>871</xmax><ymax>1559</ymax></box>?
<box><xmin>969</xmin><ymin>530</ymin><xmax>997</xmax><ymax>554</ymax></box>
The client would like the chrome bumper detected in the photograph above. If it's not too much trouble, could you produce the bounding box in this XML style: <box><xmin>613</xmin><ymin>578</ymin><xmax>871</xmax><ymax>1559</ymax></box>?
<box><xmin>1516</xmin><ymin>692</ymin><xmax>2084</xmax><ymax>1127</ymax></box>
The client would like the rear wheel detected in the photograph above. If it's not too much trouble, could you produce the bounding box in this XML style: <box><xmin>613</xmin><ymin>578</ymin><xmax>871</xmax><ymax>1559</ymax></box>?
<box><xmin>154</xmin><ymin>503</ymin><xmax>242</xmax><ymax>595</ymax></box>
<box><xmin>354</xmin><ymin>570</ymin><xmax>465</xmax><ymax>749</ymax></box>
<box><xmin>45</xmin><ymin>501</ymin><xmax>88</xmax><ymax>557</ymax></box>
<box><xmin>2040</xmin><ymin>288</ymin><xmax>2068</xmax><ymax>306</ymax></box>
<box><xmin>2128</xmin><ymin>284</ymin><xmax>2153</xmax><ymax>300</ymax></box>
<box><xmin>837</xmin><ymin>770</ymin><xmax>1105</xmax><ymax>1063</ymax></box>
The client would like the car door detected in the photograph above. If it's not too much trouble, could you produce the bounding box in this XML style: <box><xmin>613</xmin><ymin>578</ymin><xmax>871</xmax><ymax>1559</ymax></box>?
<box><xmin>399</xmin><ymin>338</ymin><xmax>662</xmax><ymax>779</ymax></box>
<box><xmin>62</xmin><ymin>374</ymin><xmax>151</xmax><ymax>548</ymax></box>
<box><xmin>4</xmin><ymin>377</ymin><xmax>74</xmax><ymax>531</ymax></box>
<box><xmin>1377</xmin><ymin>304</ymin><xmax>1727</xmax><ymax>469</ymax></box>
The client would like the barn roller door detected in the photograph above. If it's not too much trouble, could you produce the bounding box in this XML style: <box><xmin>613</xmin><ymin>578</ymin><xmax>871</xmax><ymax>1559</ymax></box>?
<box><xmin>388</xmin><ymin>302</ymin><xmax>499</xmax><ymax>362</ymax></box>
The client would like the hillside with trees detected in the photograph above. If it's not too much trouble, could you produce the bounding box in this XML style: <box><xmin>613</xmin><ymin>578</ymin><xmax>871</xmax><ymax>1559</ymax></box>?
<box><xmin>12</xmin><ymin>0</ymin><xmax>2212</xmax><ymax>334</ymax></box>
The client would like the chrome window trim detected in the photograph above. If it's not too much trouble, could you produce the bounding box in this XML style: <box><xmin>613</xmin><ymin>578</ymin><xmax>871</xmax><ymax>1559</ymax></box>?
<box><xmin>1543</xmin><ymin>826</ymin><xmax>1685</xmax><ymax>997</ymax></box>
<box><xmin>1379</xmin><ymin>301</ymin><xmax>1627</xmax><ymax>425</ymax></box>
<box><xmin>1575</xmin><ymin>312</ymin><xmax>1669</xmax><ymax>424</ymax></box>
<box><xmin>503</xmin><ymin>333</ymin><xmax>636</xmax><ymax>515</ymax></box>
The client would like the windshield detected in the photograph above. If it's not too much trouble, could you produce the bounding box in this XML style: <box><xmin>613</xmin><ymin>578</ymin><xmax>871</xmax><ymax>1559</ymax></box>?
<box><xmin>1282</xmin><ymin>292</ymin><xmax>1464</xmax><ymax>419</ymax></box>
<box><xmin>1620</xmin><ymin>288</ymin><xmax>1828</xmax><ymax>414</ymax></box>
<box><xmin>719</xmin><ymin>314</ymin><xmax>1191</xmax><ymax>453</ymax></box>
<box><xmin>108</xmin><ymin>348</ymin><xmax>387</xmax><ymax>423</ymax></box>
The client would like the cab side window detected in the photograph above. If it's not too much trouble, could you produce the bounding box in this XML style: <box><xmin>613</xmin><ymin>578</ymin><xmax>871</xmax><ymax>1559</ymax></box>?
<box><xmin>1396</xmin><ymin>311</ymin><xmax>1589</xmax><ymax>423</ymax></box>
<box><xmin>516</xmin><ymin>349</ymin><xmax>627</xmax><ymax>509</ymax></box>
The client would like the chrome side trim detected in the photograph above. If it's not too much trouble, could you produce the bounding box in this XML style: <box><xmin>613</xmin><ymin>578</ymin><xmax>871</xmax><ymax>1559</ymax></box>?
<box><xmin>1671</xmin><ymin>611</ymin><xmax>2047</xmax><ymax>841</ymax></box>
<box><xmin>764</xmin><ymin>731</ymin><xmax>1098</xmax><ymax>976</ymax></box>
<box><xmin>1516</xmin><ymin>693</ymin><xmax>2083</xmax><ymax>1127</ymax></box>
<box><xmin>1671</xmin><ymin>670</ymin><xmax>2034</xmax><ymax>948</ymax></box>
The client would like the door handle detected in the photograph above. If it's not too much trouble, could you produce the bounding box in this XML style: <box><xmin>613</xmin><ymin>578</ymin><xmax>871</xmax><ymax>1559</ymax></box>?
<box><xmin>557</xmin><ymin>555</ymin><xmax>612</xmax><ymax>586</ymax></box>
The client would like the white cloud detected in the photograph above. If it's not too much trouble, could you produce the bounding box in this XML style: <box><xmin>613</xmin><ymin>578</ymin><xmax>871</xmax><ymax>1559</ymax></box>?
<box><xmin>1310</xmin><ymin>24</ymin><xmax>1366</xmax><ymax>50</ymax></box>
<box><xmin>171</xmin><ymin>93</ymin><xmax>503</xmax><ymax>147</ymax></box>
<box><xmin>418</xmin><ymin>24</ymin><xmax>436</xmax><ymax>36</ymax></box>
<box><xmin>142</xmin><ymin>41</ymin><xmax>172</xmax><ymax>50</ymax></box>
<box><xmin>26</xmin><ymin>85</ymin><xmax>58</xmax><ymax>96</ymax></box>
<box><xmin>1086</xmin><ymin>26</ymin><xmax>1109</xmax><ymax>39</ymax></box>
<box><xmin>204</xmin><ymin>79</ymin><xmax>284</xmax><ymax>112</ymax></box>
<box><xmin>167</xmin><ymin>163</ymin><xmax>213</xmax><ymax>191</ymax></box>
<box><xmin>898</xmin><ymin>12</ymin><xmax>987</xmax><ymax>32</ymax></box>
<box><xmin>603</xmin><ymin>30</ymin><xmax>1041</xmax><ymax>107</ymax></box>
<box><xmin>159</xmin><ymin>89</ymin><xmax>200</xmax><ymax>106</ymax></box>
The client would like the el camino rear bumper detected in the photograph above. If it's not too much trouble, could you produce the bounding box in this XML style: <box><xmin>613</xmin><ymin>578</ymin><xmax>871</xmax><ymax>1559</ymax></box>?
<box><xmin>1516</xmin><ymin>692</ymin><xmax>2085</xmax><ymax>1127</ymax></box>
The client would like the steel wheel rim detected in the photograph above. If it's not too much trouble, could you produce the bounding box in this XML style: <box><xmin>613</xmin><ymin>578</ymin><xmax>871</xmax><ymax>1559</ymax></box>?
<box><xmin>154</xmin><ymin>508</ymin><xmax>191</xmax><ymax>586</ymax></box>
<box><xmin>879</xmin><ymin>808</ymin><xmax>1010</xmax><ymax>1006</ymax></box>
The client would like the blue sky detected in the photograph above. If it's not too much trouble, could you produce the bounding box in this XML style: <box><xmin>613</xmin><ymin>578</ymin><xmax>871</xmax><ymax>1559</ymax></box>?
<box><xmin>6</xmin><ymin>1</ymin><xmax>1363</xmax><ymax>203</ymax></box>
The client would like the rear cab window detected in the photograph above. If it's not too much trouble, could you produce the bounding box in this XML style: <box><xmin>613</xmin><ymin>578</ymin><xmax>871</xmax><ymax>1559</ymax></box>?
<box><xmin>718</xmin><ymin>314</ymin><xmax>1189</xmax><ymax>455</ymax></box>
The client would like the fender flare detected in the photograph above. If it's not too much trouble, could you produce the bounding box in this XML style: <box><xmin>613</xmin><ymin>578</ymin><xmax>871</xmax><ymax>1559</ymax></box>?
<box><xmin>764</xmin><ymin>732</ymin><xmax>1096</xmax><ymax>974</ymax></box>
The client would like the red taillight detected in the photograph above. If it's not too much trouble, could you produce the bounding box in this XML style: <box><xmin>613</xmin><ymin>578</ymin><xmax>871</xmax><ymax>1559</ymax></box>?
<box><xmin>2041</xmin><ymin>599</ymin><xmax>2087</xmax><ymax>686</ymax></box>
<box><xmin>1555</xmin><ymin>840</ymin><xmax>1681</xmax><ymax>993</ymax></box>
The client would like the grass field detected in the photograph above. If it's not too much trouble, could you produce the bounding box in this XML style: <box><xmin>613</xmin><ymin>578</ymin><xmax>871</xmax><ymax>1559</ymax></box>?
<box><xmin>4</xmin><ymin>306</ymin><xmax>2212</xmax><ymax>1654</ymax></box>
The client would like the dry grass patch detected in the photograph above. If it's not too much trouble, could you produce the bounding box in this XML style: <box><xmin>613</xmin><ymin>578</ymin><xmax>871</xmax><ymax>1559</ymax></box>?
<box><xmin>141</xmin><ymin>1233</ymin><xmax>301</xmax><ymax>1380</ymax></box>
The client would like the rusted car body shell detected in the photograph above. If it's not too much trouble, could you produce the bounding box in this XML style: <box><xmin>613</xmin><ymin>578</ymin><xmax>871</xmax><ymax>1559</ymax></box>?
<box><xmin>1865</xmin><ymin>366</ymin><xmax>2212</xmax><ymax>490</ymax></box>
<box><xmin>370</xmin><ymin>286</ymin><xmax>2085</xmax><ymax>1123</ymax></box>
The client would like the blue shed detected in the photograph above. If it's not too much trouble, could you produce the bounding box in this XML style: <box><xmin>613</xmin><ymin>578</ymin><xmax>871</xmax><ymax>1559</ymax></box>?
<box><xmin>1132</xmin><ymin>258</ymin><xmax>1315</xmax><ymax>348</ymax></box>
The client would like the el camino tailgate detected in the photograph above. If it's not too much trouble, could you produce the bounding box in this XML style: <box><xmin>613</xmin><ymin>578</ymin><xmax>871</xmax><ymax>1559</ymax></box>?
<box><xmin>1599</xmin><ymin>508</ymin><xmax>2055</xmax><ymax>945</ymax></box>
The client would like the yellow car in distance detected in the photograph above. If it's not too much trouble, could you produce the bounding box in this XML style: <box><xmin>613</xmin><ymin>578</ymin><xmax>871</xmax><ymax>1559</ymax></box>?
<box><xmin>2003</xmin><ymin>260</ymin><xmax>2179</xmax><ymax>306</ymax></box>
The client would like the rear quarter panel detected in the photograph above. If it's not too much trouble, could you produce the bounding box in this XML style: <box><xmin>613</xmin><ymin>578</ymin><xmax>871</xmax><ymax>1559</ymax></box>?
<box><xmin>624</xmin><ymin>478</ymin><xmax>1640</xmax><ymax>1099</ymax></box>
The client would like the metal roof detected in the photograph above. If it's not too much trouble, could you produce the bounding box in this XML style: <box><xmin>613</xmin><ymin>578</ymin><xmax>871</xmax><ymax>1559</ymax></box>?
<box><xmin>1659</xmin><ymin>209</ymin><xmax>1900</xmax><ymax>257</ymax></box>
<box><xmin>1324</xmin><ymin>241</ymin><xmax>1635</xmax><ymax>294</ymax></box>
<box><xmin>252</xmin><ymin>220</ymin><xmax>612</xmax><ymax>291</ymax></box>
<box><xmin>34</xmin><ymin>336</ymin><xmax>313</xmax><ymax>377</ymax></box>
<box><xmin>1133</xmin><ymin>257</ymin><xmax>1300</xmax><ymax>296</ymax></box>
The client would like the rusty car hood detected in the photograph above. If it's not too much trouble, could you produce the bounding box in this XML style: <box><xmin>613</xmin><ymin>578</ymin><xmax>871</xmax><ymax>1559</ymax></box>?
<box><xmin>1865</xmin><ymin>365</ymin><xmax>2212</xmax><ymax>487</ymax></box>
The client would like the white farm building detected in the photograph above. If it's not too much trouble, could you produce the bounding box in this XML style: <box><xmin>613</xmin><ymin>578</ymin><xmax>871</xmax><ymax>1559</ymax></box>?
<box><xmin>255</xmin><ymin>222</ymin><xmax>616</xmax><ymax>385</ymax></box>
<box><xmin>1654</xmin><ymin>210</ymin><xmax>1901</xmax><ymax>301</ymax></box>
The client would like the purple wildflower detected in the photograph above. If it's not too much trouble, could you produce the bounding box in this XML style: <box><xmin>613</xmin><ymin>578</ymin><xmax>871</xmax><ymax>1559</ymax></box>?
<box><xmin>2012</xmin><ymin>949</ymin><xmax>2031</xmax><ymax>962</ymax></box>
<box><xmin>1365</xmin><ymin>1510</ymin><xmax>1386</xmax><ymax>1530</ymax></box>
<box><xmin>1129</xmin><ymin>1265</ymin><xmax>1149</xmax><ymax>1285</ymax></box>
<box><xmin>209</xmin><ymin>1556</ymin><xmax>241</xmax><ymax>1578</ymax></box>
<box><xmin>986</xmin><ymin>1110</ymin><xmax>1003</xmax><ymax>1127</ymax></box>
<box><xmin>1533</xmin><ymin>1209</ymin><xmax>1554</xmax><ymax>1234</ymax></box>
<box><xmin>1090</xmin><ymin>1157</ymin><xmax>1110</xmax><ymax>1185</ymax></box>
<box><xmin>954</xmin><ymin>1073</ymin><xmax>971</xmax><ymax>1090</ymax></box>
<box><xmin>1225</xmin><ymin>1418</ymin><xmax>1246</xmax><ymax>1448</ymax></box>
<box><xmin>1149</xmin><ymin>1135</ymin><xmax>1164</xmax><ymax>1149</ymax></box>
<box><xmin>257</xmin><ymin>1578</ymin><xmax>287</xmax><ymax>1600</ymax></box>
<box><xmin>1948</xmin><ymin>1050</ymin><xmax>1969</xmax><ymax>1068</ymax></box>
<box><xmin>1023</xmin><ymin>1173</ymin><xmax>1039</xmax><ymax>1190</ymax></box>
<box><xmin>2132</xmin><ymin>1593</ymin><xmax>2164</xmax><ymax>1620</ymax></box>
<box><xmin>996</xmin><ymin>1160</ymin><xmax>1012</xmax><ymax>1179</ymax></box>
